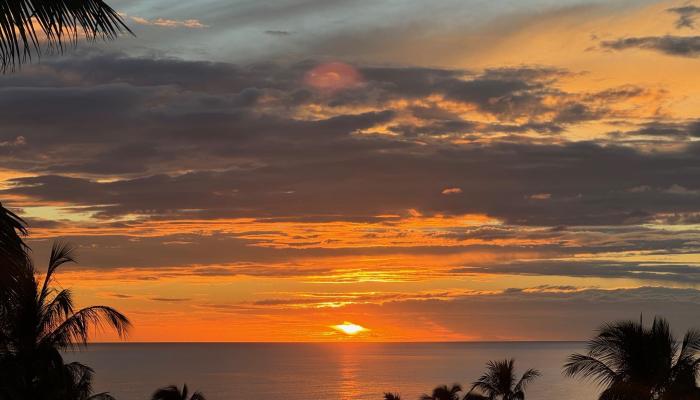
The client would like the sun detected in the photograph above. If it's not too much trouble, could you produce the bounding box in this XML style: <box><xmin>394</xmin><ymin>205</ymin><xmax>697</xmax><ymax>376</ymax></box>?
<box><xmin>331</xmin><ymin>322</ymin><xmax>368</xmax><ymax>335</ymax></box>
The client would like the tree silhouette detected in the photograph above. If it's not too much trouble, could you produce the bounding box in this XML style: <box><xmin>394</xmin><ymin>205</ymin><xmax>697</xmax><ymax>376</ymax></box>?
<box><xmin>465</xmin><ymin>359</ymin><xmax>540</xmax><ymax>400</ymax></box>
<box><xmin>383</xmin><ymin>392</ymin><xmax>401</xmax><ymax>400</ymax></box>
<box><xmin>0</xmin><ymin>241</ymin><xmax>130</xmax><ymax>399</ymax></box>
<box><xmin>0</xmin><ymin>203</ymin><xmax>29</xmax><ymax>292</ymax></box>
<box><xmin>564</xmin><ymin>316</ymin><xmax>700</xmax><ymax>400</ymax></box>
<box><xmin>0</xmin><ymin>0</ymin><xmax>131</xmax><ymax>72</ymax></box>
<box><xmin>151</xmin><ymin>384</ymin><xmax>206</xmax><ymax>400</ymax></box>
<box><xmin>420</xmin><ymin>384</ymin><xmax>462</xmax><ymax>400</ymax></box>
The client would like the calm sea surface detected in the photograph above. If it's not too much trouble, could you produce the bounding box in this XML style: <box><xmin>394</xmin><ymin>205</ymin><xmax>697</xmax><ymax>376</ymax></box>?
<box><xmin>65</xmin><ymin>342</ymin><xmax>600</xmax><ymax>400</ymax></box>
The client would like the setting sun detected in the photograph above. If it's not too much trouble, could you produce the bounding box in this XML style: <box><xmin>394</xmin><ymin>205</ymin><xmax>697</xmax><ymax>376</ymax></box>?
<box><xmin>331</xmin><ymin>322</ymin><xmax>368</xmax><ymax>335</ymax></box>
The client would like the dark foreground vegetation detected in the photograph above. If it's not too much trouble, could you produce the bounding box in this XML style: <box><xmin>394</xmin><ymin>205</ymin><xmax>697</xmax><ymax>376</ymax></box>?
<box><xmin>0</xmin><ymin>206</ymin><xmax>204</xmax><ymax>400</ymax></box>
<box><xmin>384</xmin><ymin>317</ymin><xmax>700</xmax><ymax>400</ymax></box>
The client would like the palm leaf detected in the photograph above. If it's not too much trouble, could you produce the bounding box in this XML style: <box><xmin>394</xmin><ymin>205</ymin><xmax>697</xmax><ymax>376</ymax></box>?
<box><xmin>152</xmin><ymin>384</ymin><xmax>206</xmax><ymax>400</ymax></box>
<box><xmin>151</xmin><ymin>385</ymin><xmax>183</xmax><ymax>400</ymax></box>
<box><xmin>87</xmin><ymin>393</ymin><xmax>117</xmax><ymax>400</ymax></box>
<box><xmin>563</xmin><ymin>353</ymin><xmax>618</xmax><ymax>387</ymax></box>
<box><xmin>0</xmin><ymin>0</ymin><xmax>132</xmax><ymax>72</ymax></box>
<box><xmin>0</xmin><ymin>203</ymin><xmax>29</xmax><ymax>289</ymax></box>
<box><xmin>39</xmin><ymin>241</ymin><xmax>76</xmax><ymax>304</ymax></box>
<box><xmin>40</xmin><ymin>287</ymin><xmax>74</xmax><ymax>334</ymax></box>
<box><xmin>45</xmin><ymin>305</ymin><xmax>130</xmax><ymax>348</ymax></box>
<box><xmin>463</xmin><ymin>392</ymin><xmax>489</xmax><ymax>400</ymax></box>
<box><xmin>513</xmin><ymin>368</ymin><xmax>541</xmax><ymax>393</ymax></box>
<box><xmin>189</xmin><ymin>392</ymin><xmax>206</xmax><ymax>400</ymax></box>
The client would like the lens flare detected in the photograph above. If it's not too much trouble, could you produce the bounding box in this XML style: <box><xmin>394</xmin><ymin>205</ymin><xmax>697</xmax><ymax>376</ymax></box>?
<box><xmin>304</xmin><ymin>62</ymin><xmax>363</xmax><ymax>92</ymax></box>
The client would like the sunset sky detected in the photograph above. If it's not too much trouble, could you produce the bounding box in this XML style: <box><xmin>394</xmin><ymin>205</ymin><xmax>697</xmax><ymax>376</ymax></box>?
<box><xmin>2</xmin><ymin>0</ymin><xmax>700</xmax><ymax>341</ymax></box>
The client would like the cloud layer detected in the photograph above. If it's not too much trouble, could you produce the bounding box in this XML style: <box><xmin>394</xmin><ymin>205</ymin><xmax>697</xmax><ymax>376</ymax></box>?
<box><xmin>3</xmin><ymin>0</ymin><xmax>700</xmax><ymax>341</ymax></box>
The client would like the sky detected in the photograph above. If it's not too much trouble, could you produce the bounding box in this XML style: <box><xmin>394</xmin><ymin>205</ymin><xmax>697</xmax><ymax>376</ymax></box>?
<box><xmin>1</xmin><ymin>0</ymin><xmax>700</xmax><ymax>341</ymax></box>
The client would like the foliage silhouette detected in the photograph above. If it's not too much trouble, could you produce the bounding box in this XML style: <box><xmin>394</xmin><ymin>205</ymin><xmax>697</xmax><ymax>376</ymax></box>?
<box><xmin>0</xmin><ymin>0</ymin><xmax>131</xmax><ymax>72</ymax></box>
<box><xmin>465</xmin><ymin>359</ymin><xmax>540</xmax><ymax>400</ymax></box>
<box><xmin>420</xmin><ymin>384</ymin><xmax>462</xmax><ymax>400</ymax></box>
<box><xmin>0</xmin><ymin>241</ymin><xmax>130</xmax><ymax>399</ymax></box>
<box><xmin>151</xmin><ymin>384</ymin><xmax>206</xmax><ymax>400</ymax></box>
<box><xmin>564</xmin><ymin>316</ymin><xmax>700</xmax><ymax>400</ymax></box>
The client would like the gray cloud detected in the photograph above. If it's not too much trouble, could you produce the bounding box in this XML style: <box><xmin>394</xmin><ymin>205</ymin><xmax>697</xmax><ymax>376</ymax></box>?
<box><xmin>454</xmin><ymin>260</ymin><xmax>700</xmax><ymax>284</ymax></box>
<box><xmin>0</xmin><ymin>50</ymin><xmax>698</xmax><ymax>284</ymax></box>
<box><xmin>668</xmin><ymin>5</ymin><xmax>700</xmax><ymax>29</ymax></box>
<box><xmin>621</xmin><ymin>120</ymin><xmax>700</xmax><ymax>138</ymax></box>
<box><xmin>601</xmin><ymin>35</ymin><xmax>700</xmax><ymax>57</ymax></box>
<box><xmin>0</xmin><ymin>54</ymin><xmax>696</xmax><ymax>228</ymax></box>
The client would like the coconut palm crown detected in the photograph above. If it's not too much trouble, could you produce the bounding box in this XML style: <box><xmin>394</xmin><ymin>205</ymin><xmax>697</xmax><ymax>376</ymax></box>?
<box><xmin>0</xmin><ymin>241</ymin><xmax>130</xmax><ymax>399</ymax></box>
<box><xmin>465</xmin><ymin>359</ymin><xmax>540</xmax><ymax>400</ymax></box>
<box><xmin>563</xmin><ymin>316</ymin><xmax>700</xmax><ymax>400</ymax></box>
<box><xmin>420</xmin><ymin>384</ymin><xmax>462</xmax><ymax>400</ymax></box>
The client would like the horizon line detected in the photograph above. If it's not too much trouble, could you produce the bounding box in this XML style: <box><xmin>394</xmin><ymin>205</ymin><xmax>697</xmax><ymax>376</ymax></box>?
<box><xmin>87</xmin><ymin>340</ymin><xmax>588</xmax><ymax>344</ymax></box>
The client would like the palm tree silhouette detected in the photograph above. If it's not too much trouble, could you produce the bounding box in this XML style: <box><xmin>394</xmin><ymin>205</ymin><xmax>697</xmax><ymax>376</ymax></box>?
<box><xmin>0</xmin><ymin>0</ymin><xmax>131</xmax><ymax>72</ymax></box>
<box><xmin>465</xmin><ymin>359</ymin><xmax>540</xmax><ymax>400</ymax></box>
<box><xmin>0</xmin><ymin>241</ymin><xmax>130</xmax><ymax>399</ymax></box>
<box><xmin>0</xmin><ymin>204</ymin><xmax>29</xmax><ymax>291</ymax></box>
<box><xmin>383</xmin><ymin>392</ymin><xmax>401</xmax><ymax>400</ymax></box>
<box><xmin>564</xmin><ymin>316</ymin><xmax>700</xmax><ymax>400</ymax></box>
<box><xmin>152</xmin><ymin>384</ymin><xmax>206</xmax><ymax>400</ymax></box>
<box><xmin>420</xmin><ymin>384</ymin><xmax>462</xmax><ymax>400</ymax></box>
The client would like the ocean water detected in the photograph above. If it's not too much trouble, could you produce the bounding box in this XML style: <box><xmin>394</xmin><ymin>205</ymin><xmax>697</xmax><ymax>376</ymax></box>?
<box><xmin>65</xmin><ymin>342</ymin><xmax>600</xmax><ymax>400</ymax></box>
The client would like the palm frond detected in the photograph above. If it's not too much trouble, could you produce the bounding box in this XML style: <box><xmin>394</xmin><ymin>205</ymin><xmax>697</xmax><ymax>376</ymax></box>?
<box><xmin>63</xmin><ymin>361</ymin><xmax>95</xmax><ymax>399</ymax></box>
<box><xmin>436</xmin><ymin>384</ymin><xmax>462</xmax><ymax>400</ymax></box>
<box><xmin>40</xmin><ymin>288</ymin><xmax>74</xmax><ymax>334</ymax></box>
<box><xmin>384</xmin><ymin>392</ymin><xmax>401</xmax><ymax>400</ymax></box>
<box><xmin>181</xmin><ymin>384</ymin><xmax>188</xmax><ymax>400</ymax></box>
<box><xmin>87</xmin><ymin>393</ymin><xmax>117</xmax><ymax>400</ymax></box>
<box><xmin>189</xmin><ymin>392</ymin><xmax>206</xmax><ymax>400</ymax></box>
<box><xmin>563</xmin><ymin>353</ymin><xmax>618</xmax><ymax>387</ymax></box>
<box><xmin>151</xmin><ymin>384</ymin><xmax>205</xmax><ymax>400</ymax></box>
<box><xmin>0</xmin><ymin>203</ymin><xmax>29</xmax><ymax>287</ymax></box>
<box><xmin>39</xmin><ymin>241</ymin><xmax>76</xmax><ymax>304</ymax></box>
<box><xmin>677</xmin><ymin>329</ymin><xmax>700</xmax><ymax>366</ymax></box>
<box><xmin>0</xmin><ymin>0</ymin><xmax>132</xmax><ymax>72</ymax></box>
<box><xmin>463</xmin><ymin>392</ymin><xmax>489</xmax><ymax>400</ymax></box>
<box><xmin>151</xmin><ymin>385</ymin><xmax>184</xmax><ymax>400</ymax></box>
<box><xmin>45</xmin><ymin>305</ymin><xmax>130</xmax><ymax>348</ymax></box>
<box><xmin>513</xmin><ymin>368</ymin><xmax>541</xmax><ymax>393</ymax></box>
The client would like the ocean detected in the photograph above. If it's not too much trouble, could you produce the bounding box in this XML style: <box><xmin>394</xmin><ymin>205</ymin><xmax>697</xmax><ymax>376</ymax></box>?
<box><xmin>65</xmin><ymin>342</ymin><xmax>600</xmax><ymax>400</ymax></box>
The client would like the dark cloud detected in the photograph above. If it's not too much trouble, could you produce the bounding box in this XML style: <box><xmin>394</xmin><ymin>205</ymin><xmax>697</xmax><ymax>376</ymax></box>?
<box><xmin>601</xmin><ymin>35</ymin><xmax>700</xmax><ymax>57</ymax></box>
<box><xmin>668</xmin><ymin>5</ymin><xmax>700</xmax><ymax>29</ymax></box>
<box><xmin>0</xmin><ymin>53</ymin><xmax>698</xmax><ymax>230</ymax></box>
<box><xmin>454</xmin><ymin>260</ymin><xmax>700</xmax><ymax>284</ymax></box>
<box><xmin>621</xmin><ymin>120</ymin><xmax>700</xmax><ymax>138</ymax></box>
<box><xmin>108</xmin><ymin>293</ymin><xmax>134</xmax><ymax>299</ymax></box>
<box><xmin>10</xmin><ymin>140</ymin><xmax>700</xmax><ymax>227</ymax></box>
<box><xmin>150</xmin><ymin>297</ymin><xmax>192</xmax><ymax>302</ymax></box>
